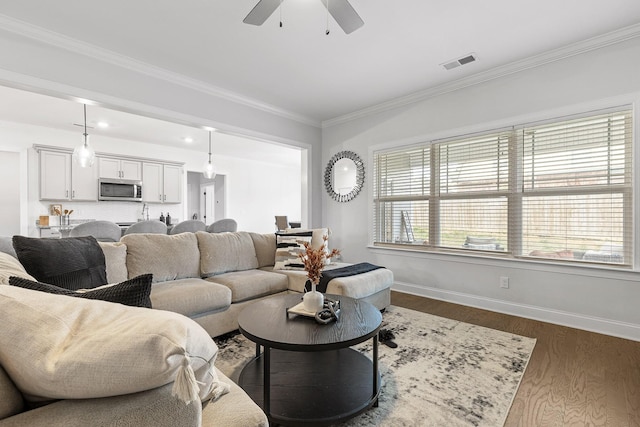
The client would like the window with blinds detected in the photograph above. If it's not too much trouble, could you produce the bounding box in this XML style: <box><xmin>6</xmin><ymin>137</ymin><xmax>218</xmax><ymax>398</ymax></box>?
<box><xmin>372</xmin><ymin>107</ymin><xmax>633</xmax><ymax>267</ymax></box>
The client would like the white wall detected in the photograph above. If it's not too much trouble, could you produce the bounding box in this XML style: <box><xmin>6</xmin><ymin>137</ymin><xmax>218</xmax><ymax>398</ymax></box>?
<box><xmin>0</xmin><ymin>121</ymin><xmax>301</xmax><ymax>236</ymax></box>
<box><xmin>0</xmin><ymin>151</ymin><xmax>20</xmax><ymax>235</ymax></box>
<box><xmin>322</xmin><ymin>37</ymin><xmax>640</xmax><ymax>340</ymax></box>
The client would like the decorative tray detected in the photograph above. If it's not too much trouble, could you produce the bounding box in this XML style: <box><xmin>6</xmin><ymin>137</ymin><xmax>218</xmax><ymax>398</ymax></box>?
<box><xmin>286</xmin><ymin>301</ymin><xmax>317</xmax><ymax>318</ymax></box>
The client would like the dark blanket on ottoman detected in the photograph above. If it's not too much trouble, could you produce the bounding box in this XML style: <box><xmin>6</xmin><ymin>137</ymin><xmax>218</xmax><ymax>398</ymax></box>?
<box><xmin>316</xmin><ymin>262</ymin><xmax>383</xmax><ymax>293</ymax></box>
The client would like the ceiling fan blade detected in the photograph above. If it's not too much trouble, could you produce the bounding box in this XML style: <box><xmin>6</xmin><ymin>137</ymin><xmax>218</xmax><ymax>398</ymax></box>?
<box><xmin>243</xmin><ymin>0</ymin><xmax>281</xmax><ymax>26</ymax></box>
<box><xmin>320</xmin><ymin>0</ymin><xmax>364</xmax><ymax>34</ymax></box>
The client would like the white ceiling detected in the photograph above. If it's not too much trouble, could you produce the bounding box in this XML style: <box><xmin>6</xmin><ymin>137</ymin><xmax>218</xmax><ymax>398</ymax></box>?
<box><xmin>0</xmin><ymin>1</ymin><xmax>639</xmax><ymax>150</ymax></box>
<box><xmin>0</xmin><ymin>84</ymin><xmax>302</xmax><ymax>166</ymax></box>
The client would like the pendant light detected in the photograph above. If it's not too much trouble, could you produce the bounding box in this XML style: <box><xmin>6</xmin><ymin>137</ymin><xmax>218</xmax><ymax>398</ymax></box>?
<box><xmin>72</xmin><ymin>104</ymin><xmax>95</xmax><ymax>168</ymax></box>
<box><xmin>203</xmin><ymin>130</ymin><xmax>216</xmax><ymax>179</ymax></box>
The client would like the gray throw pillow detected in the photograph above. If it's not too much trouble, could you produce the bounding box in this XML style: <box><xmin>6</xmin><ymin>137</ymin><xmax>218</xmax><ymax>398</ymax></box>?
<box><xmin>12</xmin><ymin>236</ymin><xmax>107</xmax><ymax>290</ymax></box>
<box><xmin>8</xmin><ymin>274</ymin><xmax>153</xmax><ymax>308</ymax></box>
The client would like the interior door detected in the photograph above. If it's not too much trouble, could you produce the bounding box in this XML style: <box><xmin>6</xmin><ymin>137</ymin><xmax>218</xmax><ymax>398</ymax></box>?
<box><xmin>200</xmin><ymin>183</ymin><xmax>215</xmax><ymax>225</ymax></box>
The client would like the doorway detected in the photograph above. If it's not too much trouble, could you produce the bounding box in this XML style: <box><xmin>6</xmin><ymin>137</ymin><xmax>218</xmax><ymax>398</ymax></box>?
<box><xmin>186</xmin><ymin>171</ymin><xmax>225</xmax><ymax>226</ymax></box>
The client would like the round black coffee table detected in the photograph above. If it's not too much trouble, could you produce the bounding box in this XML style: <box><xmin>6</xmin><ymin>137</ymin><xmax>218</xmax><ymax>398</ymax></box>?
<box><xmin>238</xmin><ymin>293</ymin><xmax>382</xmax><ymax>426</ymax></box>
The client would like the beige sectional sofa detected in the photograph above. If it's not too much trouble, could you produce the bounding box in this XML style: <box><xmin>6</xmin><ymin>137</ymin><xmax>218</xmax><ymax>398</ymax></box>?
<box><xmin>0</xmin><ymin>246</ymin><xmax>268</xmax><ymax>427</ymax></box>
<box><xmin>112</xmin><ymin>230</ymin><xmax>393</xmax><ymax>338</ymax></box>
<box><xmin>0</xmin><ymin>231</ymin><xmax>393</xmax><ymax>426</ymax></box>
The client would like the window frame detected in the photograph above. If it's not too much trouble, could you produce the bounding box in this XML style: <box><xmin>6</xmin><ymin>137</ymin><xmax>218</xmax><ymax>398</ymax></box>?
<box><xmin>371</xmin><ymin>106</ymin><xmax>634</xmax><ymax>268</ymax></box>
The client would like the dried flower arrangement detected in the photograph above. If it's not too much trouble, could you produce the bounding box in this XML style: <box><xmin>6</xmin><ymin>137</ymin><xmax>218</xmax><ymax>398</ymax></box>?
<box><xmin>297</xmin><ymin>235</ymin><xmax>340</xmax><ymax>284</ymax></box>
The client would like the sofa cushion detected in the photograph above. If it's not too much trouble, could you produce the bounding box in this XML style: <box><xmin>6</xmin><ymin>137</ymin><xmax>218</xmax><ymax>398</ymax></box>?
<box><xmin>206</xmin><ymin>270</ymin><xmax>289</xmax><ymax>303</ymax></box>
<box><xmin>8</xmin><ymin>274</ymin><xmax>153</xmax><ymax>308</ymax></box>
<box><xmin>98</xmin><ymin>241</ymin><xmax>128</xmax><ymax>284</ymax></box>
<box><xmin>202</xmin><ymin>368</ymin><xmax>269</xmax><ymax>427</ymax></box>
<box><xmin>121</xmin><ymin>233</ymin><xmax>200</xmax><ymax>283</ymax></box>
<box><xmin>0</xmin><ymin>252</ymin><xmax>35</xmax><ymax>285</ymax></box>
<box><xmin>151</xmin><ymin>278</ymin><xmax>232</xmax><ymax>317</ymax></box>
<box><xmin>0</xmin><ymin>237</ymin><xmax>16</xmax><ymax>259</ymax></box>
<box><xmin>325</xmin><ymin>266</ymin><xmax>395</xmax><ymax>299</ymax></box>
<box><xmin>249</xmin><ymin>232</ymin><xmax>276</xmax><ymax>268</ymax></box>
<box><xmin>273</xmin><ymin>231</ymin><xmax>312</xmax><ymax>270</ymax></box>
<box><xmin>196</xmin><ymin>231</ymin><xmax>258</xmax><ymax>277</ymax></box>
<box><xmin>0</xmin><ymin>365</ymin><xmax>23</xmax><ymax>420</ymax></box>
<box><xmin>273</xmin><ymin>262</ymin><xmax>394</xmax><ymax>298</ymax></box>
<box><xmin>274</xmin><ymin>268</ymin><xmax>311</xmax><ymax>293</ymax></box>
<box><xmin>0</xmin><ymin>285</ymin><xmax>227</xmax><ymax>405</ymax></box>
<box><xmin>12</xmin><ymin>236</ymin><xmax>107</xmax><ymax>290</ymax></box>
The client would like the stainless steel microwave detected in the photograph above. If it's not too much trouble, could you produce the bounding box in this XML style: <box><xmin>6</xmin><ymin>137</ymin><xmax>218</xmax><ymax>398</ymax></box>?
<box><xmin>98</xmin><ymin>179</ymin><xmax>143</xmax><ymax>202</ymax></box>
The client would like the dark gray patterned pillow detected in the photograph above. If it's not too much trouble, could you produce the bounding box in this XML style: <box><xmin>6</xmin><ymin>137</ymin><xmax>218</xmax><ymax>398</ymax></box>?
<box><xmin>12</xmin><ymin>236</ymin><xmax>107</xmax><ymax>290</ymax></box>
<box><xmin>8</xmin><ymin>274</ymin><xmax>153</xmax><ymax>308</ymax></box>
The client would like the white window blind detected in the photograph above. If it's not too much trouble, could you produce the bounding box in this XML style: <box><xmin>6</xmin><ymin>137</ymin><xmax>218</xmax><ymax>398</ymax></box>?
<box><xmin>438</xmin><ymin>132</ymin><xmax>511</xmax><ymax>251</ymax></box>
<box><xmin>372</xmin><ymin>107</ymin><xmax>633</xmax><ymax>267</ymax></box>
<box><xmin>373</xmin><ymin>146</ymin><xmax>430</xmax><ymax>243</ymax></box>
<box><xmin>519</xmin><ymin>111</ymin><xmax>632</xmax><ymax>265</ymax></box>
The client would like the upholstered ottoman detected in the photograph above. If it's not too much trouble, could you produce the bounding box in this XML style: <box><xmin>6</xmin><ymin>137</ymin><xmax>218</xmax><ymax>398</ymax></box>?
<box><xmin>272</xmin><ymin>262</ymin><xmax>393</xmax><ymax>310</ymax></box>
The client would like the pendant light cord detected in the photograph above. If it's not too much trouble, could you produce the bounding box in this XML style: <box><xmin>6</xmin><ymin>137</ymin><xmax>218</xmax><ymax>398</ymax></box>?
<box><xmin>83</xmin><ymin>104</ymin><xmax>88</xmax><ymax>146</ymax></box>
<box><xmin>208</xmin><ymin>131</ymin><xmax>212</xmax><ymax>163</ymax></box>
<box><xmin>326</xmin><ymin>0</ymin><xmax>330</xmax><ymax>35</ymax></box>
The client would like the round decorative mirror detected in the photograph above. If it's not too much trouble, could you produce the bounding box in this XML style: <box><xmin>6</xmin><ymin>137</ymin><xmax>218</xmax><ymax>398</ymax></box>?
<box><xmin>324</xmin><ymin>151</ymin><xmax>365</xmax><ymax>202</ymax></box>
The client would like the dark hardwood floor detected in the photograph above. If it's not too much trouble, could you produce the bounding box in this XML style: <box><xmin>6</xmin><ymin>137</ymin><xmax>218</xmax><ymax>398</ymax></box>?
<box><xmin>391</xmin><ymin>291</ymin><xmax>640</xmax><ymax>427</ymax></box>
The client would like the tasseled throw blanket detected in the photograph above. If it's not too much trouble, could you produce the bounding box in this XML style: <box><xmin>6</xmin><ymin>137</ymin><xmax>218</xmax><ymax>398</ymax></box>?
<box><xmin>313</xmin><ymin>262</ymin><xmax>384</xmax><ymax>293</ymax></box>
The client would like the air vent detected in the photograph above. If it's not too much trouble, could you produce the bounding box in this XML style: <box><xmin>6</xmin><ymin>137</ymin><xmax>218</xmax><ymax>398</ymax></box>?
<box><xmin>441</xmin><ymin>53</ymin><xmax>477</xmax><ymax>70</ymax></box>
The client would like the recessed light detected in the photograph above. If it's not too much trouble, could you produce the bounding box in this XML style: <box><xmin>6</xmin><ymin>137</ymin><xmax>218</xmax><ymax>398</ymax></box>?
<box><xmin>96</xmin><ymin>121</ymin><xmax>109</xmax><ymax>129</ymax></box>
<box><xmin>184</xmin><ymin>137</ymin><xmax>194</xmax><ymax>143</ymax></box>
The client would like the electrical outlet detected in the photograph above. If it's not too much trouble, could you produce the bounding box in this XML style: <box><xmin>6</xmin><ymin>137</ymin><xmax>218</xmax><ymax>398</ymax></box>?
<box><xmin>500</xmin><ymin>276</ymin><xmax>510</xmax><ymax>289</ymax></box>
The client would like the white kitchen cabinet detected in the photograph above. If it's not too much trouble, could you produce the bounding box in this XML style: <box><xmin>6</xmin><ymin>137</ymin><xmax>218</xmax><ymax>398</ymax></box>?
<box><xmin>142</xmin><ymin>162</ymin><xmax>182</xmax><ymax>204</ymax></box>
<box><xmin>39</xmin><ymin>228</ymin><xmax>61</xmax><ymax>238</ymax></box>
<box><xmin>99</xmin><ymin>157</ymin><xmax>142</xmax><ymax>181</ymax></box>
<box><xmin>71</xmin><ymin>159</ymin><xmax>98</xmax><ymax>201</ymax></box>
<box><xmin>162</xmin><ymin>164</ymin><xmax>182</xmax><ymax>204</ymax></box>
<box><xmin>142</xmin><ymin>162</ymin><xmax>163</xmax><ymax>202</ymax></box>
<box><xmin>40</xmin><ymin>150</ymin><xmax>71</xmax><ymax>200</ymax></box>
<box><xmin>40</xmin><ymin>150</ymin><xmax>98</xmax><ymax>201</ymax></box>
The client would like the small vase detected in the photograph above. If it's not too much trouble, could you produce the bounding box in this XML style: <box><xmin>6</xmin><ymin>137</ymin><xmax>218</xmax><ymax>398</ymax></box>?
<box><xmin>303</xmin><ymin>280</ymin><xmax>324</xmax><ymax>313</ymax></box>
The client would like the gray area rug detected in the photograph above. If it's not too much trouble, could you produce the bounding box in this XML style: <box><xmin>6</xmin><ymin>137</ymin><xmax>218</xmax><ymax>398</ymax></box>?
<box><xmin>214</xmin><ymin>305</ymin><xmax>536</xmax><ymax>427</ymax></box>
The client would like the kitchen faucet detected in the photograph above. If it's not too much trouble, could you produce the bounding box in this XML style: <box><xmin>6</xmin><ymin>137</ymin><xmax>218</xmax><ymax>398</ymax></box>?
<box><xmin>141</xmin><ymin>203</ymin><xmax>149</xmax><ymax>220</ymax></box>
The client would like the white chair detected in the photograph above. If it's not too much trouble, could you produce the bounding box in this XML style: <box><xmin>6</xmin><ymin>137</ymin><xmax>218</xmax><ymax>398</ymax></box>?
<box><xmin>275</xmin><ymin>216</ymin><xmax>288</xmax><ymax>231</ymax></box>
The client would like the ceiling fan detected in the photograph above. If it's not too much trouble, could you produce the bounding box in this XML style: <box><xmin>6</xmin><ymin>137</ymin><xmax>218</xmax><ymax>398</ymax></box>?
<box><xmin>243</xmin><ymin>0</ymin><xmax>364</xmax><ymax>34</ymax></box>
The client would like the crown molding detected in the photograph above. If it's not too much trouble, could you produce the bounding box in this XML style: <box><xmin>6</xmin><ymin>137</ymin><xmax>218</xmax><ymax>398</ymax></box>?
<box><xmin>323</xmin><ymin>23</ymin><xmax>640</xmax><ymax>128</ymax></box>
<box><xmin>0</xmin><ymin>14</ymin><xmax>321</xmax><ymax>129</ymax></box>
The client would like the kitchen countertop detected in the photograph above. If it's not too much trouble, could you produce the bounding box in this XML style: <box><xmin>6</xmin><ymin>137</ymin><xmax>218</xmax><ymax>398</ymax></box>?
<box><xmin>36</xmin><ymin>219</ymin><xmax>95</xmax><ymax>229</ymax></box>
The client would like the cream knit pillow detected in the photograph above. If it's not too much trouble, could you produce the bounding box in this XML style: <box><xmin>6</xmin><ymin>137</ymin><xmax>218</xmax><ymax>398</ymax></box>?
<box><xmin>98</xmin><ymin>241</ymin><xmax>128</xmax><ymax>284</ymax></box>
<box><xmin>0</xmin><ymin>285</ymin><xmax>228</xmax><ymax>405</ymax></box>
<box><xmin>0</xmin><ymin>252</ymin><xmax>35</xmax><ymax>285</ymax></box>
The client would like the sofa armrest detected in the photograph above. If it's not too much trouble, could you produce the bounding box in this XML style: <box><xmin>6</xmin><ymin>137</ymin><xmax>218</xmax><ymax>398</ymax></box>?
<box><xmin>202</xmin><ymin>368</ymin><xmax>268</xmax><ymax>427</ymax></box>
<box><xmin>0</xmin><ymin>383</ymin><xmax>201</xmax><ymax>427</ymax></box>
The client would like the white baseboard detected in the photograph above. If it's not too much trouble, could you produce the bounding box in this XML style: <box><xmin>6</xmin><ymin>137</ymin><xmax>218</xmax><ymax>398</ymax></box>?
<box><xmin>392</xmin><ymin>281</ymin><xmax>640</xmax><ymax>342</ymax></box>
